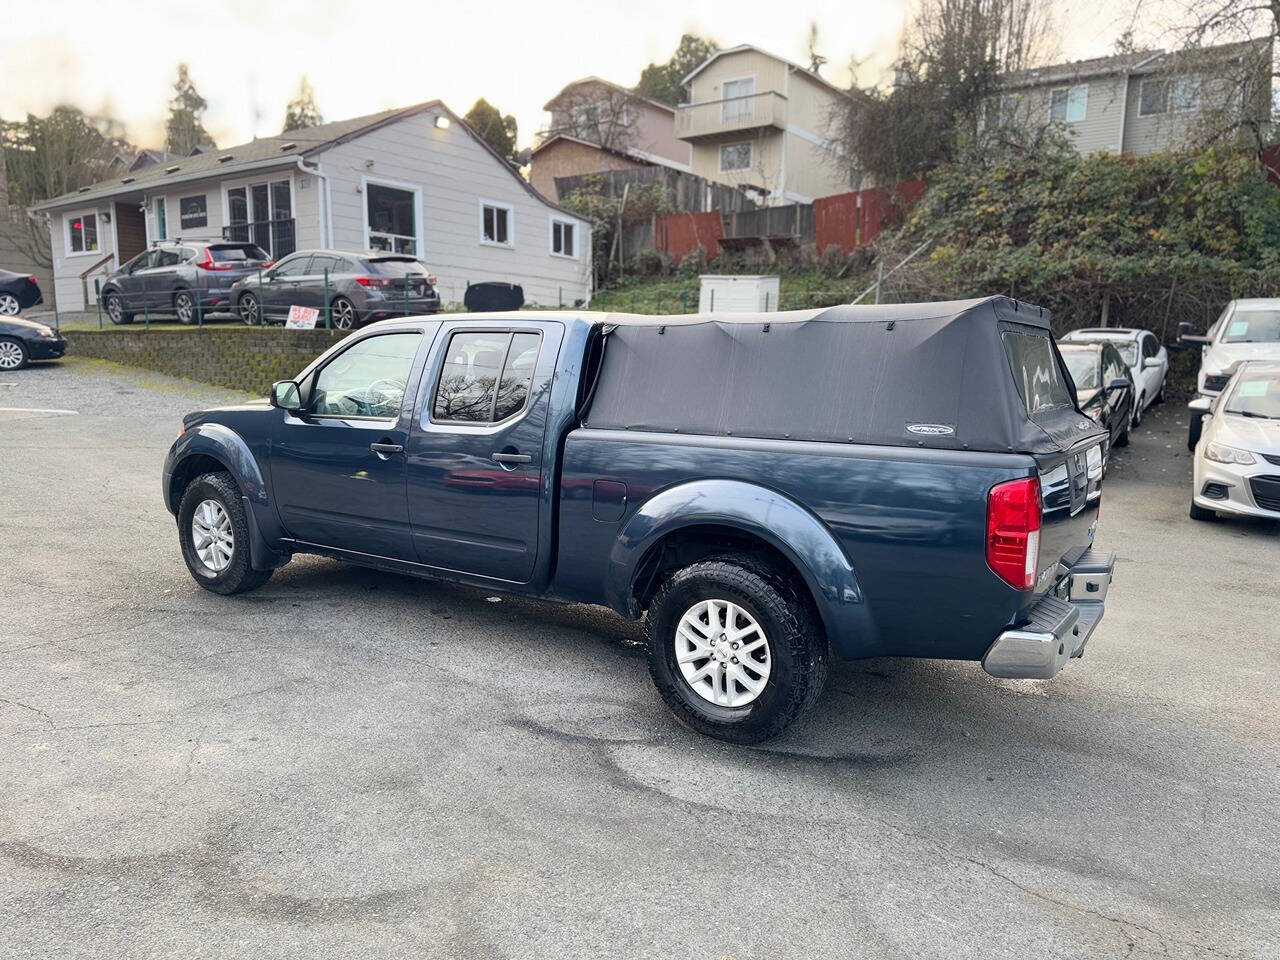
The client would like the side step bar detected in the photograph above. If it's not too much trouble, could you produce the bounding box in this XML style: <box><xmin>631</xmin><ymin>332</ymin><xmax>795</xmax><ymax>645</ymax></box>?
<box><xmin>982</xmin><ymin>551</ymin><xmax>1115</xmax><ymax>680</ymax></box>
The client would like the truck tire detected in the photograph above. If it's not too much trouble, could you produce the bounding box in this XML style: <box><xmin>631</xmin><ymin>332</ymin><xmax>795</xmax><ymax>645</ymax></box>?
<box><xmin>646</xmin><ymin>555</ymin><xmax>828</xmax><ymax>743</ymax></box>
<box><xmin>177</xmin><ymin>471</ymin><xmax>274</xmax><ymax>595</ymax></box>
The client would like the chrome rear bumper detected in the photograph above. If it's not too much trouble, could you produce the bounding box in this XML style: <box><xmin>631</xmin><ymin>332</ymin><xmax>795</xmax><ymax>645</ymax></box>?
<box><xmin>983</xmin><ymin>550</ymin><xmax>1114</xmax><ymax>680</ymax></box>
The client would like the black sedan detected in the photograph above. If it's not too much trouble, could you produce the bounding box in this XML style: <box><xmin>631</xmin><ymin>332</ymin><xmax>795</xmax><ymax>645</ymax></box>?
<box><xmin>1060</xmin><ymin>341</ymin><xmax>1134</xmax><ymax>457</ymax></box>
<box><xmin>0</xmin><ymin>315</ymin><xmax>67</xmax><ymax>370</ymax></box>
<box><xmin>0</xmin><ymin>269</ymin><xmax>43</xmax><ymax>317</ymax></box>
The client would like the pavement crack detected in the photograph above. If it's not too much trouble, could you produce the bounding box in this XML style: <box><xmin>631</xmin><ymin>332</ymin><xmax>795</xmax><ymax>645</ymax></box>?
<box><xmin>0</xmin><ymin>697</ymin><xmax>55</xmax><ymax>727</ymax></box>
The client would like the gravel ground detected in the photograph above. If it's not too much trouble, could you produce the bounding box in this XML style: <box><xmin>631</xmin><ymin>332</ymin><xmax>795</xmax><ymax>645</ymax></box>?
<box><xmin>1</xmin><ymin>358</ymin><xmax>1277</xmax><ymax>959</ymax></box>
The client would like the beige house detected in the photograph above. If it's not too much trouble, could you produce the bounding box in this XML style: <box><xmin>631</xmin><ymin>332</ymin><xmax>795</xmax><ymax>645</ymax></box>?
<box><xmin>530</xmin><ymin>77</ymin><xmax>690</xmax><ymax>201</ymax></box>
<box><xmin>994</xmin><ymin>38</ymin><xmax>1272</xmax><ymax>157</ymax></box>
<box><xmin>676</xmin><ymin>45</ymin><xmax>855</xmax><ymax>204</ymax></box>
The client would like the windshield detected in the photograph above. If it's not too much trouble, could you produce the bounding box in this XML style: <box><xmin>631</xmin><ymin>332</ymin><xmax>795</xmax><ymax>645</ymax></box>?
<box><xmin>1002</xmin><ymin>329</ymin><xmax>1075</xmax><ymax>414</ymax></box>
<box><xmin>1223</xmin><ymin>371</ymin><xmax>1280</xmax><ymax>420</ymax></box>
<box><xmin>364</xmin><ymin>257</ymin><xmax>428</xmax><ymax>278</ymax></box>
<box><xmin>1061</xmin><ymin>350</ymin><xmax>1100</xmax><ymax>391</ymax></box>
<box><xmin>1221</xmin><ymin>310</ymin><xmax>1280</xmax><ymax>344</ymax></box>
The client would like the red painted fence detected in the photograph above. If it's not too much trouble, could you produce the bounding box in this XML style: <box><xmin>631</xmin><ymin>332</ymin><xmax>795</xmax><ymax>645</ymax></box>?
<box><xmin>654</xmin><ymin>211</ymin><xmax>724</xmax><ymax>262</ymax></box>
<box><xmin>814</xmin><ymin>179</ymin><xmax>926</xmax><ymax>255</ymax></box>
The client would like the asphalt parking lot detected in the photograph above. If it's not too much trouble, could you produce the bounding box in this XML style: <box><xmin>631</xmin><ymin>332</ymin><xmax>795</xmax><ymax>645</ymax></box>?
<box><xmin>1</xmin><ymin>358</ymin><xmax>1277</xmax><ymax>960</ymax></box>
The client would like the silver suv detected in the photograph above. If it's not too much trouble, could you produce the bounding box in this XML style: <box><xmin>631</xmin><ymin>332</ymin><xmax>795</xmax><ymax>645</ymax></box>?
<box><xmin>101</xmin><ymin>241</ymin><xmax>273</xmax><ymax>325</ymax></box>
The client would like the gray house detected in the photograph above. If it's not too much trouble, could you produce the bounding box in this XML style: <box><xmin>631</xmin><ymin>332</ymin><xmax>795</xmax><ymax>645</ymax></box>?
<box><xmin>32</xmin><ymin>102</ymin><xmax>592</xmax><ymax>311</ymax></box>
<box><xmin>992</xmin><ymin>38</ymin><xmax>1272</xmax><ymax>157</ymax></box>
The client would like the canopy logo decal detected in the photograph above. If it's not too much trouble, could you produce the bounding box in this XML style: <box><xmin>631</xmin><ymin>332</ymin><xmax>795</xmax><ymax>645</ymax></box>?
<box><xmin>906</xmin><ymin>423</ymin><xmax>955</xmax><ymax>436</ymax></box>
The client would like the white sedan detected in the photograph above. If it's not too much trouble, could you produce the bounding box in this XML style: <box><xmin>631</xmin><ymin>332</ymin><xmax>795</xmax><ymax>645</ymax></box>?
<box><xmin>1061</xmin><ymin>327</ymin><xmax>1168</xmax><ymax>427</ymax></box>
<box><xmin>1189</xmin><ymin>361</ymin><xmax>1280</xmax><ymax>522</ymax></box>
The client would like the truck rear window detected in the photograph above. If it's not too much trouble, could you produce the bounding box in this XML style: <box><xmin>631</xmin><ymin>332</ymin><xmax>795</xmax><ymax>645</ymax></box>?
<box><xmin>210</xmin><ymin>244</ymin><xmax>269</xmax><ymax>263</ymax></box>
<box><xmin>1002</xmin><ymin>329</ymin><xmax>1074</xmax><ymax>415</ymax></box>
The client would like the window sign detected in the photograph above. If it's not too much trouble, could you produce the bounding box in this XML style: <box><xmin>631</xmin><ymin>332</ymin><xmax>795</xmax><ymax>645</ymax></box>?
<box><xmin>180</xmin><ymin>195</ymin><xmax>208</xmax><ymax>230</ymax></box>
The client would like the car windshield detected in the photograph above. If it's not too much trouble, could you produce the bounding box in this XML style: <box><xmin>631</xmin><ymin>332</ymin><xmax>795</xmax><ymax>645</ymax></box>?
<box><xmin>1061</xmin><ymin>350</ymin><xmax>1100</xmax><ymax>391</ymax></box>
<box><xmin>210</xmin><ymin>244</ymin><xmax>270</xmax><ymax>263</ymax></box>
<box><xmin>364</xmin><ymin>257</ymin><xmax>428</xmax><ymax>278</ymax></box>
<box><xmin>1221</xmin><ymin>310</ymin><xmax>1280</xmax><ymax>343</ymax></box>
<box><xmin>1223</xmin><ymin>371</ymin><xmax>1280</xmax><ymax>420</ymax></box>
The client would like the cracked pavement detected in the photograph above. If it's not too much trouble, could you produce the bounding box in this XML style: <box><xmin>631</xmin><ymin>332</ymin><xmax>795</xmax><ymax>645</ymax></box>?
<box><xmin>1</xmin><ymin>358</ymin><xmax>1277</xmax><ymax>959</ymax></box>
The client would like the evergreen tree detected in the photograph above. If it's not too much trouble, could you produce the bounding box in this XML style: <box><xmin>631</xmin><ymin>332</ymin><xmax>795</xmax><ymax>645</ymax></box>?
<box><xmin>463</xmin><ymin>98</ymin><xmax>518</xmax><ymax>164</ymax></box>
<box><xmin>165</xmin><ymin>63</ymin><xmax>214</xmax><ymax>155</ymax></box>
<box><xmin>634</xmin><ymin>34</ymin><xmax>718</xmax><ymax>106</ymax></box>
<box><xmin>283</xmin><ymin>76</ymin><xmax>324</xmax><ymax>132</ymax></box>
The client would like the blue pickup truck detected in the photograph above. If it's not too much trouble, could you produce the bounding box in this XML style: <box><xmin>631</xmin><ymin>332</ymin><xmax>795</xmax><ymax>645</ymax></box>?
<box><xmin>162</xmin><ymin>297</ymin><xmax>1115</xmax><ymax>742</ymax></box>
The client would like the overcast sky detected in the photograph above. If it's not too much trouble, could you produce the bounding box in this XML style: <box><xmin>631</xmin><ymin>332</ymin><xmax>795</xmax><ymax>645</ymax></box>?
<box><xmin>6</xmin><ymin>0</ymin><xmax>1158</xmax><ymax>151</ymax></box>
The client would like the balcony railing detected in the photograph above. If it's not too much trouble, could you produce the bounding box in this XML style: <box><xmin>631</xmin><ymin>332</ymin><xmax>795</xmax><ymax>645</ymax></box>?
<box><xmin>222</xmin><ymin>218</ymin><xmax>296</xmax><ymax>258</ymax></box>
<box><xmin>676</xmin><ymin>91</ymin><xmax>788</xmax><ymax>140</ymax></box>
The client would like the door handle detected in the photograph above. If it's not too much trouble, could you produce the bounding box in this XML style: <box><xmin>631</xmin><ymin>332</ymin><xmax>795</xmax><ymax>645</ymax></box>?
<box><xmin>370</xmin><ymin>442</ymin><xmax>404</xmax><ymax>455</ymax></box>
<box><xmin>490</xmin><ymin>452</ymin><xmax>531</xmax><ymax>464</ymax></box>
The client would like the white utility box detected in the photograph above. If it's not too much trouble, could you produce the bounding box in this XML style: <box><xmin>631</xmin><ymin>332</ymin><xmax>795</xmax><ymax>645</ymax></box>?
<box><xmin>698</xmin><ymin>274</ymin><xmax>780</xmax><ymax>314</ymax></box>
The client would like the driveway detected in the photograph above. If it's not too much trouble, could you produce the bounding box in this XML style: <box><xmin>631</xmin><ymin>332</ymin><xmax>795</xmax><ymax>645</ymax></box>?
<box><xmin>1</xmin><ymin>359</ymin><xmax>1276</xmax><ymax>959</ymax></box>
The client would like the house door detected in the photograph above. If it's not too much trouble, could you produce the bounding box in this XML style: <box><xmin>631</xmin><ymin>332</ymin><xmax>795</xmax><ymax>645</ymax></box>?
<box><xmin>114</xmin><ymin>201</ymin><xmax>147</xmax><ymax>264</ymax></box>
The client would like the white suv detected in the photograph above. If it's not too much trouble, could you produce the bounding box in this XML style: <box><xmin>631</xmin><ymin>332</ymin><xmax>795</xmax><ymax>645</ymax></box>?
<box><xmin>1181</xmin><ymin>300</ymin><xmax>1280</xmax><ymax>450</ymax></box>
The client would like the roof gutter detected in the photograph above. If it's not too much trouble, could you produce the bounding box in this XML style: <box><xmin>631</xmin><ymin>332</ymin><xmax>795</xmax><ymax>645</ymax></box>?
<box><xmin>30</xmin><ymin>154</ymin><xmax>309</xmax><ymax>214</ymax></box>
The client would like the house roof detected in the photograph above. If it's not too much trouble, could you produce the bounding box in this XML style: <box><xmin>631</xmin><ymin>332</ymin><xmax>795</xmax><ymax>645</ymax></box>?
<box><xmin>681</xmin><ymin>44</ymin><xmax>855</xmax><ymax>99</ymax></box>
<box><xmin>529</xmin><ymin>132</ymin><xmax>690</xmax><ymax>173</ymax></box>
<box><xmin>1000</xmin><ymin>37</ymin><xmax>1271</xmax><ymax>90</ymax></box>
<box><xmin>33</xmin><ymin>101</ymin><xmax>588</xmax><ymax>222</ymax></box>
<box><xmin>542</xmin><ymin>76</ymin><xmax>675</xmax><ymax>114</ymax></box>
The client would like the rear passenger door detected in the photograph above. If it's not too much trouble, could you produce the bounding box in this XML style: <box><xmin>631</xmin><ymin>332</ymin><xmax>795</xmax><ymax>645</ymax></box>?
<box><xmin>404</xmin><ymin>320</ymin><xmax>563</xmax><ymax>583</ymax></box>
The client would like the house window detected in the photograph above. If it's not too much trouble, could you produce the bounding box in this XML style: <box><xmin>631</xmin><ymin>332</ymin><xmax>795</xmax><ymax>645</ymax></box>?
<box><xmin>1139</xmin><ymin>76</ymin><xmax>1199</xmax><ymax>117</ymax></box>
<box><xmin>366</xmin><ymin>182</ymin><xmax>418</xmax><ymax>255</ymax></box>
<box><xmin>154</xmin><ymin>198</ymin><xmax>167</xmax><ymax>241</ymax></box>
<box><xmin>551</xmin><ymin>218</ymin><xmax>576</xmax><ymax>258</ymax></box>
<box><xmin>719</xmin><ymin>142</ymin><xmax>753</xmax><ymax>172</ymax></box>
<box><xmin>722</xmin><ymin>77</ymin><xmax>756</xmax><ymax>123</ymax></box>
<box><xmin>67</xmin><ymin>212</ymin><xmax>99</xmax><ymax>255</ymax></box>
<box><xmin>1050</xmin><ymin>84</ymin><xmax>1088</xmax><ymax>123</ymax></box>
<box><xmin>480</xmin><ymin>201</ymin><xmax>513</xmax><ymax>246</ymax></box>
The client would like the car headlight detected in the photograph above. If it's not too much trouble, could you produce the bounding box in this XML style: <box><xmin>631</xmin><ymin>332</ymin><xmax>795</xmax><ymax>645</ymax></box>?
<box><xmin>1204</xmin><ymin>442</ymin><xmax>1255</xmax><ymax>465</ymax></box>
<box><xmin>1085</xmin><ymin>442</ymin><xmax>1103</xmax><ymax>481</ymax></box>
<box><xmin>35</xmin><ymin>325</ymin><xmax>54</xmax><ymax>337</ymax></box>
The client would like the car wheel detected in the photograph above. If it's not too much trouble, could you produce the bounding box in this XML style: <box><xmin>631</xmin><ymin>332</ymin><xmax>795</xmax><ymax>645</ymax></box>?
<box><xmin>1187</xmin><ymin>416</ymin><xmax>1204</xmax><ymax>453</ymax></box>
<box><xmin>177</xmin><ymin>471</ymin><xmax>274</xmax><ymax>595</ymax></box>
<box><xmin>0</xmin><ymin>293</ymin><xmax>20</xmax><ymax>316</ymax></box>
<box><xmin>1189</xmin><ymin>502</ymin><xmax>1217</xmax><ymax>522</ymax></box>
<box><xmin>331</xmin><ymin>296</ymin><xmax>357</xmax><ymax>330</ymax></box>
<box><xmin>1115</xmin><ymin>422</ymin><xmax>1130</xmax><ymax>448</ymax></box>
<box><xmin>1131</xmin><ymin>395</ymin><xmax>1143</xmax><ymax>429</ymax></box>
<box><xmin>646</xmin><ymin>555</ymin><xmax>828</xmax><ymax>744</ymax></box>
<box><xmin>174</xmin><ymin>290</ymin><xmax>196</xmax><ymax>325</ymax></box>
<box><xmin>104</xmin><ymin>293</ymin><xmax>133</xmax><ymax>325</ymax></box>
<box><xmin>0</xmin><ymin>337</ymin><xmax>28</xmax><ymax>370</ymax></box>
<box><xmin>238</xmin><ymin>293</ymin><xmax>261</xmax><ymax>326</ymax></box>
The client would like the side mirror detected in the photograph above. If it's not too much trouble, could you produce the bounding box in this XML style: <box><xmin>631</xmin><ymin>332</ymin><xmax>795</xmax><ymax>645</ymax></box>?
<box><xmin>1107</xmin><ymin>378</ymin><xmax>1130</xmax><ymax>392</ymax></box>
<box><xmin>1177</xmin><ymin>322</ymin><xmax>1211</xmax><ymax>346</ymax></box>
<box><xmin>270</xmin><ymin>380</ymin><xmax>302</xmax><ymax>412</ymax></box>
<box><xmin>1187</xmin><ymin>396</ymin><xmax>1212</xmax><ymax>414</ymax></box>
<box><xmin>1142</xmin><ymin>356</ymin><xmax>1161</xmax><ymax>369</ymax></box>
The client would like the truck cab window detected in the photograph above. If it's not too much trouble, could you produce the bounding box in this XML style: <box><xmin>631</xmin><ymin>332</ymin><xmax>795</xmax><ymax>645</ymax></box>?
<box><xmin>311</xmin><ymin>333</ymin><xmax>421</xmax><ymax>418</ymax></box>
<box><xmin>433</xmin><ymin>331</ymin><xmax>541</xmax><ymax>423</ymax></box>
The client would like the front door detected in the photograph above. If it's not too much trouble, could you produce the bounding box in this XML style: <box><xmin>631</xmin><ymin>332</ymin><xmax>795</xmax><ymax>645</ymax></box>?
<box><xmin>405</xmin><ymin>321</ymin><xmax>562</xmax><ymax>582</ymax></box>
<box><xmin>270</xmin><ymin>330</ymin><xmax>427</xmax><ymax>559</ymax></box>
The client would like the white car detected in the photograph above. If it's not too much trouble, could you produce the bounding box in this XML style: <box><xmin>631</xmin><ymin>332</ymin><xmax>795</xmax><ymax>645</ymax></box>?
<box><xmin>1189</xmin><ymin>361</ymin><xmax>1280</xmax><ymax>522</ymax></box>
<box><xmin>1061</xmin><ymin>327</ymin><xmax>1168</xmax><ymax>427</ymax></box>
<box><xmin>1180</xmin><ymin>299</ymin><xmax>1280</xmax><ymax>450</ymax></box>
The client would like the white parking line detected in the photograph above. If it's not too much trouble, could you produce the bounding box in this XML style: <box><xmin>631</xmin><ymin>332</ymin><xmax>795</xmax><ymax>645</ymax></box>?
<box><xmin>0</xmin><ymin>407</ymin><xmax>78</xmax><ymax>415</ymax></box>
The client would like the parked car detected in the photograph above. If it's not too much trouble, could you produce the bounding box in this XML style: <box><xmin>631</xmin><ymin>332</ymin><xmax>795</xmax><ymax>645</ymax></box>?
<box><xmin>1061</xmin><ymin>327</ymin><xmax>1167</xmax><ymax>427</ymax></box>
<box><xmin>0</xmin><ymin>269</ymin><xmax>43</xmax><ymax>316</ymax></box>
<box><xmin>1180</xmin><ymin>300</ymin><xmax>1280</xmax><ymax>450</ymax></box>
<box><xmin>100</xmin><ymin>241</ymin><xmax>272</xmax><ymax>326</ymax></box>
<box><xmin>1188</xmin><ymin>361</ymin><xmax>1280</xmax><ymax>522</ymax></box>
<box><xmin>161</xmin><ymin>297</ymin><xmax>1114</xmax><ymax>743</ymax></box>
<box><xmin>232</xmin><ymin>250</ymin><xmax>441</xmax><ymax>330</ymax></box>
<box><xmin>0</xmin><ymin>314</ymin><xmax>67</xmax><ymax>370</ymax></box>
<box><xmin>1059</xmin><ymin>341</ymin><xmax>1134</xmax><ymax>458</ymax></box>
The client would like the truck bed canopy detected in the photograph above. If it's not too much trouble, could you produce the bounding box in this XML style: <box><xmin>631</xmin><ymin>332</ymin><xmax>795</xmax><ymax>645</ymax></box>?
<box><xmin>583</xmin><ymin>296</ymin><xmax>1096</xmax><ymax>455</ymax></box>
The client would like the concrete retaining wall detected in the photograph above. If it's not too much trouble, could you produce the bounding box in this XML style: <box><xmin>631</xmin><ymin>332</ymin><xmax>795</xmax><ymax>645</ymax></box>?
<box><xmin>66</xmin><ymin>328</ymin><xmax>346</xmax><ymax>394</ymax></box>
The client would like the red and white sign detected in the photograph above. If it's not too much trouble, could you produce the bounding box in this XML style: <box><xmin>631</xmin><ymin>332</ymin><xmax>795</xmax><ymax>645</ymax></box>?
<box><xmin>285</xmin><ymin>305</ymin><xmax>319</xmax><ymax>329</ymax></box>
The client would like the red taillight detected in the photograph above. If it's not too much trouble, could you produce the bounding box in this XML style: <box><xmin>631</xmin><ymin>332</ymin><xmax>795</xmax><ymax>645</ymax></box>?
<box><xmin>426</xmin><ymin>274</ymin><xmax>438</xmax><ymax>286</ymax></box>
<box><xmin>27</xmin><ymin>275</ymin><xmax>37</xmax><ymax>284</ymax></box>
<box><xmin>986</xmin><ymin>477</ymin><xmax>1042</xmax><ymax>590</ymax></box>
<box><xmin>354</xmin><ymin>276</ymin><xmax>389</xmax><ymax>288</ymax></box>
<box><xmin>260</xmin><ymin>259</ymin><xmax>275</xmax><ymax>270</ymax></box>
<box><xmin>196</xmin><ymin>249</ymin><xmax>233</xmax><ymax>271</ymax></box>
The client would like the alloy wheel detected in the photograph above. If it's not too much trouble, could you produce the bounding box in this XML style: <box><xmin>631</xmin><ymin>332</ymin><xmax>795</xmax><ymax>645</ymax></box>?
<box><xmin>176</xmin><ymin>293</ymin><xmax>194</xmax><ymax>324</ymax></box>
<box><xmin>0</xmin><ymin>293</ymin><xmax>19</xmax><ymax>316</ymax></box>
<box><xmin>0</xmin><ymin>340</ymin><xmax>24</xmax><ymax>369</ymax></box>
<box><xmin>674</xmin><ymin>598</ymin><xmax>772</xmax><ymax>708</ymax></box>
<box><xmin>333</xmin><ymin>300</ymin><xmax>355</xmax><ymax>330</ymax></box>
<box><xmin>191</xmin><ymin>499</ymin><xmax>234</xmax><ymax>573</ymax></box>
<box><xmin>107</xmin><ymin>296</ymin><xmax>124</xmax><ymax>324</ymax></box>
<box><xmin>239</xmin><ymin>295</ymin><xmax>260</xmax><ymax>325</ymax></box>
